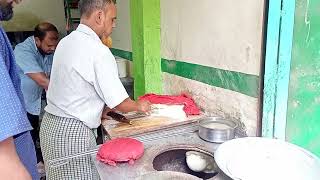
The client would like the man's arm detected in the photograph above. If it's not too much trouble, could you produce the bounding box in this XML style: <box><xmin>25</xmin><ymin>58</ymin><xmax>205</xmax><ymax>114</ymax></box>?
<box><xmin>101</xmin><ymin>99</ymin><xmax>151</xmax><ymax>120</ymax></box>
<box><xmin>114</xmin><ymin>98</ymin><xmax>150</xmax><ymax>113</ymax></box>
<box><xmin>26</xmin><ymin>72</ymin><xmax>50</xmax><ymax>90</ymax></box>
<box><xmin>14</xmin><ymin>45</ymin><xmax>49</xmax><ymax>90</ymax></box>
<box><xmin>1</xmin><ymin>29</ymin><xmax>34</xmax><ymax>180</ymax></box>
<box><xmin>0</xmin><ymin>138</ymin><xmax>31</xmax><ymax>180</ymax></box>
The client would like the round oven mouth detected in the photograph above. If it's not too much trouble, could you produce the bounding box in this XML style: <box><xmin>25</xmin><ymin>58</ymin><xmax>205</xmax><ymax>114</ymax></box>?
<box><xmin>152</xmin><ymin>146</ymin><xmax>218</xmax><ymax>179</ymax></box>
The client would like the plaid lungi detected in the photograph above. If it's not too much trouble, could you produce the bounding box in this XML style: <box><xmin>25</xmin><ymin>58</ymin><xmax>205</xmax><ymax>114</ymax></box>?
<box><xmin>40</xmin><ymin>112</ymin><xmax>100</xmax><ymax>180</ymax></box>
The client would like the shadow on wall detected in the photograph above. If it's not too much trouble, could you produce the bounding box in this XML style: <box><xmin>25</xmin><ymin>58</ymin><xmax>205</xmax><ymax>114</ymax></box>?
<box><xmin>2</xmin><ymin>12</ymin><xmax>43</xmax><ymax>32</ymax></box>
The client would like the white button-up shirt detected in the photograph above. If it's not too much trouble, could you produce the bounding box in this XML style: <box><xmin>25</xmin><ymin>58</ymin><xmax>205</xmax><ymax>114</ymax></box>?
<box><xmin>45</xmin><ymin>24</ymin><xmax>128</xmax><ymax>128</ymax></box>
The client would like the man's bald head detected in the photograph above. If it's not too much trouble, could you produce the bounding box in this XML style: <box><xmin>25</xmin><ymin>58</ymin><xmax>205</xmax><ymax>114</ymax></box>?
<box><xmin>79</xmin><ymin>0</ymin><xmax>116</xmax><ymax>18</ymax></box>
<box><xmin>78</xmin><ymin>0</ymin><xmax>117</xmax><ymax>38</ymax></box>
<box><xmin>34</xmin><ymin>22</ymin><xmax>59</xmax><ymax>55</ymax></box>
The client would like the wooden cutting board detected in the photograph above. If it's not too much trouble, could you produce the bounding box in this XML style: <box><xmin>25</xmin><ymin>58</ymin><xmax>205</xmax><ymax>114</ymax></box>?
<box><xmin>102</xmin><ymin>115</ymin><xmax>204</xmax><ymax>138</ymax></box>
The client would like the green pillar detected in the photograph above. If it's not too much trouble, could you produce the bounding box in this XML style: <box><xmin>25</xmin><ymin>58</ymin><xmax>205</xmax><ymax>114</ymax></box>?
<box><xmin>130</xmin><ymin>0</ymin><xmax>162</xmax><ymax>99</ymax></box>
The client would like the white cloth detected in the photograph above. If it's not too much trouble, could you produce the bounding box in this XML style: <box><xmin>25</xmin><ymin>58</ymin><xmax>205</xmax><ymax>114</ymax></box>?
<box><xmin>45</xmin><ymin>24</ymin><xmax>128</xmax><ymax>128</ymax></box>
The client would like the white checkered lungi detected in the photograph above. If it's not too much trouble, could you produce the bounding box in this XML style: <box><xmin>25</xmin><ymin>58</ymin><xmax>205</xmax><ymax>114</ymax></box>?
<box><xmin>40</xmin><ymin>112</ymin><xmax>100</xmax><ymax>180</ymax></box>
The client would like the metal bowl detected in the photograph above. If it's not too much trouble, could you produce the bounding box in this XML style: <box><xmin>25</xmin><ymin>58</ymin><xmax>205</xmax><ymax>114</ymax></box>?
<box><xmin>198</xmin><ymin>117</ymin><xmax>237</xmax><ymax>143</ymax></box>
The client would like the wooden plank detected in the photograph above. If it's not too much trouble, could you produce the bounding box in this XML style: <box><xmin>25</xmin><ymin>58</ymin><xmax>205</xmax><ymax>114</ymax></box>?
<box><xmin>102</xmin><ymin>115</ymin><xmax>204</xmax><ymax>138</ymax></box>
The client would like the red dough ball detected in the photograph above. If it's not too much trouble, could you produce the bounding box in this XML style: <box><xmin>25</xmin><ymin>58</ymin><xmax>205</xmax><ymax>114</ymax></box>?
<box><xmin>97</xmin><ymin>138</ymin><xmax>144</xmax><ymax>166</ymax></box>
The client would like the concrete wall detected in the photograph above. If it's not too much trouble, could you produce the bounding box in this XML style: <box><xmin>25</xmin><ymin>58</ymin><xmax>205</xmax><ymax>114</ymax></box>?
<box><xmin>110</xmin><ymin>0</ymin><xmax>265</xmax><ymax>136</ymax></box>
<box><xmin>110</xmin><ymin>0</ymin><xmax>133</xmax><ymax>77</ymax></box>
<box><xmin>160</xmin><ymin>0</ymin><xmax>265</xmax><ymax>136</ymax></box>
<box><xmin>111</xmin><ymin>0</ymin><xmax>132</xmax><ymax>52</ymax></box>
<box><xmin>286</xmin><ymin>0</ymin><xmax>320</xmax><ymax>157</ymax></box>
<box><xmin>2</xmin><ymin>0</ymin><xmax>66</xmax><ymax>35</ymax></box>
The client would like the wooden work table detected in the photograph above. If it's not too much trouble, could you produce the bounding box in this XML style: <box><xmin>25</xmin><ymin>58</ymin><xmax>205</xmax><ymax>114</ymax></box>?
<box><xmin>101</xmin><ymin>114</ymin><xmax>205</xmax><ymax>139</ymax></box>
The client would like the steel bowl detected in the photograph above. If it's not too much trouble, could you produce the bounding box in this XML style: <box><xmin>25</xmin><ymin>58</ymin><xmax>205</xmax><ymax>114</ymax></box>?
<box><xmin>198</xmin><ymin>117</ymin><xmax>237</xmax><ymax>143</ymax></box>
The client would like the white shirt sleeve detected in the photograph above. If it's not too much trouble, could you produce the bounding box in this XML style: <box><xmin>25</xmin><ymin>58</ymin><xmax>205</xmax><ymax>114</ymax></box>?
<box><xmin>92</xmin><ymin>50</ymin><xmax>129</xmax><ymax>109</ymax></box>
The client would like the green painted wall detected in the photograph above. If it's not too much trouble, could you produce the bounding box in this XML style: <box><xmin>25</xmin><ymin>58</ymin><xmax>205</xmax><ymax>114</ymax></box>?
<box><xmin>110</xmin><ymin>48</ymin><xmax>132</xmax><ymax>61</ymax></box>
<box><xmin>110</xmin><ymin>48</ymin><xmax>259</xmax><ymax>98</ymax></box>
<box><xmin>161</xmin><ymin>59</ymin><xmax>259</xmax><ymax>98</ymax></box>
<box><xmin>130</xmin><ymin>0</ymin><xmax>162</xmax><ymax>99</ymax></box>
<box><xmin>116</xmin><ymin>1</ymin><xmax>263</xmax><ymax>135</ymax></box>
<box><xmin>286</xmin><ymin>0</ymin><xmax>320</xmax><ymax>157</ymax></box>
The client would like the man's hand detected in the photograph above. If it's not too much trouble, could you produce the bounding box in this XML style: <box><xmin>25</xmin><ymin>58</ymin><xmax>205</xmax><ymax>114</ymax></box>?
<box><xmin>0</xmin><ymin>137</ymin><xmax>32</xmax><ymax>180</ymax></box>
<box><xmin>136</xmin><ymin>100</ymin><xmax>151</xmax><ymax>113</ymax></box>
<box><xmin>101</xmin><ymin>106</ymin><xmax>112</xmax><ymax>120</ymax></box>
<box><xmin>114</xmin><ymin>98</ymin><xmax>152</xmax><ymax>114</ymax></box>
<box><xmin>26</xmin><ymin>72</ymin><xmax>50</xmax><ymax>90</ymax></box>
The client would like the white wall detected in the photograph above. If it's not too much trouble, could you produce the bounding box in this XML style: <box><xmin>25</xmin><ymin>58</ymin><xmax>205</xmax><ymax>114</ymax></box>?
<box><xmin>111</xmin><ymin>0</ymin><xmax>132</xmax><ymax>52</ymax></box>
<box><xmin>163</xmin><ymin>73</ymin><xmax>259</xmax><ymax>136</ymax></box>
<box><xmin>106</xmin><ymin>0</ymin><xmax>265</xmax><ymax>135</ymax></box>
<box><xmin>2</xmin><ymin>0</ymin><xmax>66</xmax><ymax>35</ymax></box>
<box><xmin>161</xmin><ymin>0</ymin><xmax>264</xmax><ymax>75</ymax></box>
<box><xmin>161</xmin><ymin>0</ymin><xmax>265</xmax><ymax>136</ymax></box>
<box><xmin>111</xmin><ymin>0</ymin><xmax>133</xmax><ymax>77</ymax></box>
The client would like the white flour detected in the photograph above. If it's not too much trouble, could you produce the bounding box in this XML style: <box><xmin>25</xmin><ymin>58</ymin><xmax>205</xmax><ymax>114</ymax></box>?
<box><xmin>150</xmin><ymin>104</ymin><xmax>187</xmax><ymax>120</ymax></box>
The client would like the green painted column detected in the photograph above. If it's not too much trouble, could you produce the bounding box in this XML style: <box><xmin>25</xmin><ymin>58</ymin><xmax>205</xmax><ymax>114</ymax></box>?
<box><xmin>286</xmin><ymin>0</ymin><xmax>320</xmax><ymax>157</ymax></box>
<box><xmin>130</xmin><ymin>0</ymin><xmax>162</xmax><ymax>99</ymax></box>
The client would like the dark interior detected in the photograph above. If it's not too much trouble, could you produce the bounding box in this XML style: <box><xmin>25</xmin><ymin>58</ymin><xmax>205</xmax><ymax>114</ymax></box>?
<box><xmin>153</xmin><ymin>149</ymin><xmax>218</xmax><ymax>179</ymax></box>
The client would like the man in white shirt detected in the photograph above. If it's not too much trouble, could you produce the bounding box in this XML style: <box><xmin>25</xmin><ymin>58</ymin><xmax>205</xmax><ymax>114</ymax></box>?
<box><xmin>39</xmin><ymin>0</ymin><xmax>150</xmax><ymax>179</ymax></box>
